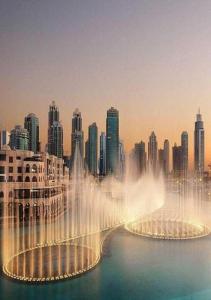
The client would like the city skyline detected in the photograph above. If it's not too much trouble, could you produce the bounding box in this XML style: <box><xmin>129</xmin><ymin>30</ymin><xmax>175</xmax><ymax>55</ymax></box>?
<box><xmin>0</xmin><ymin>103</ymin><xmax>207</xmax><ymax>171</ymax></box>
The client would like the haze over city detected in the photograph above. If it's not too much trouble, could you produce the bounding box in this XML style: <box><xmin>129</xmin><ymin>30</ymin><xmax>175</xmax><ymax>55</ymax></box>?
<box><xmin>1</xmin><ymin>0</ymin><xmax>211</xmax><ymax>164</ymax></box>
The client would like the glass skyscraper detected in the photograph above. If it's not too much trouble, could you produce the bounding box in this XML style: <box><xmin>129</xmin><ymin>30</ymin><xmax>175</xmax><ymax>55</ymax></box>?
<box><xmin>106</xmin><ymin>107</ymin><xmax>119</xmax><ymax>175</ymax></box>
<box><xmin>10</xmin><ymin>125</ymin><xmax>29</xmax><ymax>150</ymax></box>
<box><xmin>24</xmin><ymin>113</ymin><xmax>40</xmax><ymax>153</ymax></box>
<box><xmin>71</xmin><ymin>108</ymin><xmax>84</xmax><ymax>160</ymax></box>
<box><xmin>194</xmin><ymin>110</ymin><xmax>204</xmax><ymax>176</ymax></box>
<box><xmin>87</xmin><ymin>123</ymin><xmax>98</xmax><ymax>175</ymax></box>
<box><xmin>181</xmin><ymin>131</ymin><xmax>188</xmax><ymax>175</ymax></box>
<box><xmin>48</xmin><ymin>101</ymin><xmax>63</xmax><ymax>158</ymax></box>
<box><xmin>99</xmin><ymin>132</ymin><xmax>106</xmax><ymax>176</ymax></box>
<box><xmin>148</xmin><ymin>131</ymin><xmax>157</xmax><ymax>172</ymax></box>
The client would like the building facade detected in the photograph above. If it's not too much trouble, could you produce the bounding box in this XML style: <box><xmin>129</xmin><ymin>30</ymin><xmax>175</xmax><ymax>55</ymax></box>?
<box><xmin>10</xmin><ymin>125</ymin><xmax>29</xmax><ymax>150</ymax></box>
<box><xmin>71</xmin><ymin>109</ymin><xmax>84</xmax><ymax>161</ymax></box>
<box><xmin>24</xmin><ymin>113</ymin><xmax>40</xmax><ymax>153</ymax></box>
<box><xmin>148</xmin><ymin>131</ymin><xmax>157</xmax><ymax>172</ymax></box>
<box><xmin>87</xmin><ymin>123</ymin><xmax>98</xmax><ymax>176</ymax></box>
<box><xmin>194</xmin><ymin>110</ymin><xmax>204</xmax><ymax>175</ymax></box>
<box><xmin>99</xmin><ymin>132</ymin><xmax>106</xmax><ymax>176</ymax></box>
<box><xmin>106</xmin><ymin>107</ymin><xmax>119</xmax><ymax>175</ymax></box>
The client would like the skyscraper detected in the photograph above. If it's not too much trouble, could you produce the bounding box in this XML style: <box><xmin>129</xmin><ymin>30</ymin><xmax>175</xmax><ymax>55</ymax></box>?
<box><xmin>87</xmin><ymin>123</ymin><xmax>98</xmax><ymax>175</ymax></box>
<box><xmin>48</xmin><ymin>101</ymin><xmax>63</xmax><ymax>158</ymax></box>
<box><xmin>172</xmin><ymin>143</ymin><xmax>183</xmax><ymax>176</ymax></box>
<box><xmin>106</xmin><ymin>107</ymin><xmax>119</xmax><ymax>175</ymax></box>
<box><xmin>119</xmin><ymin>140</ymin><xmax>125</xmax><ymax>179</ymax></box>
<box><xmin>48</xmin><ymin>121</ymin><xmax>63</xmax><ymax>158</ymax></box>
<box><xmin>24</xmin><ymin>113</ymin><xmax>40</xmax><ymax>153</ymax></box>
<box><xmin>71</xmin><ymin>108</ymin><xmax>84</xmax><ymax>160</ymax></box>
<box><xmin>148</xmin><ymin>131</ymin><xmax>157</xmax><ymax>172</ymax></box>
<box><xmin>48</xmin><ymin>101</ymin><xmax>59</xmax><ymax>127</ymax></box>
<box><xmin>194</xmin><ymin>110</ymin><xmax>204</xmax><ymax>175</ymax></box>
<box><xmin>181</xmin><ymin>131</ymin><xmax>188</xmax><ymax>175</ymax></box>
<box><xmin>163</xmin><ymin>139</ymin><xmax>169</xmax><ymax>176</ymax></box>
<box><xmin>158</xmin><ymin>148</ymin><xmax>164</xmax><ymax>172</ymax></box>
<box><xmin>0</xmin><ymin>130</ymin><xmax>10</xmax><ymax>149</ymax></box>
<box><xmin>99</xmin><ymin>132</ymin><xmax>106</xmax><ymax>176</ymax></box>
<box><xmin>134</xmin><ymin>141</ymin><xmax>146</xmax><ymax>176</ymax></box>
<box><xmin>10</xmin><ymin>125</ymin><xmax>29</xmax><ymax>150</ymax></box>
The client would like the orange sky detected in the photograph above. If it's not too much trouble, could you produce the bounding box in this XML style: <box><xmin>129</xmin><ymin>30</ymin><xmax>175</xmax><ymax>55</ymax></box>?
<box><xmin>0</xmin><ymin>1</ymin><xmax>211</xmax><ymax>169</ymax></box>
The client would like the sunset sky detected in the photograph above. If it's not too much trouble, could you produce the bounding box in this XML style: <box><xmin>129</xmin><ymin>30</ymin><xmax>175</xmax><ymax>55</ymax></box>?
<box><xmin>1</xmin><ymin>1</ymin><xmax>211</xmax><ymax>168</ymax></box>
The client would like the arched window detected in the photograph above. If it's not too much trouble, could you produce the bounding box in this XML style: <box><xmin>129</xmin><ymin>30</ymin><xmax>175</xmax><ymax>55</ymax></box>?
<box><xmin>25</xmin><ymin>164</ymin><xmax>30</xmax><ymax>173</ymax></box>
<box><xmin>0</xmin><ymin>191</ymin><xmax>4</xmax><ymax>198</ymax></box>
<box><xmin>25</xmin><ymin>176</ymin><xmax>30</xmax><ymax>182</ymax></box>
<box><xmin>32</xmin><ymin>164</ymin><xmax>37</xmax><ymax>173</ymax></box>
<box><xmin>32</xmin><ymin>176</ymin><xmax>37</xmax><ymax>182</ymax></box>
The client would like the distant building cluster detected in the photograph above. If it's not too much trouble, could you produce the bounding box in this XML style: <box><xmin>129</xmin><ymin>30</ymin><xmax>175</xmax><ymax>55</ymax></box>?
<box><xmin>0</xmin><ymin>104</ymin><xmax>206</xmax><ymax>183</ymax></box>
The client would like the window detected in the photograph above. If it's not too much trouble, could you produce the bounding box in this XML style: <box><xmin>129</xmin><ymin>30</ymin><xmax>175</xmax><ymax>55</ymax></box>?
<box><xmin>9</xmin><ymin>157</ymin><xmax>13</xmax><ymax>163</ymax></box>
<box><xmin>9</xmin><ymin>167</ymin><xmax>13</xmax><ymax>173</ymax></box>
<box><xmin>16</xmin><ymin>156</ymin><xmax>21</xmax><ymax>160</ymax></box>
<box><xmin>17</xmin><ymin>176</ymin><xmax>23</xmax><ymax>182</ymax></box>
<box><xmin>17</xmin><ymin>167</ymin><xmax>22</xmax><ymax>173</ymax></box>
<box><xmin>0</xmin><ymin>166</ymin><xmax>5</xmax><ymax>174</ymax></box>
<box><xmin>32</xmin><ymin>164</ymin><xmax>38</xmax><ymax>173</ymax></box>
<box><xmin>0</xmin><ymin>191</ymin><xmax>4</xmax><ymax>198</ymax></box>
<box><xmin>25</xmin><ymin>176</ymin><xmax>30</xmax><ymax>182</ymax></box>
<box><xmin>32</xmin><ymin>176</ymin><xmax>37</xmax><ymax>182</ymax></box>
<box><xmin>25</xmin><ymin>164</ymin><xmax>30</xmax><ymax>173</ymax></box>
<box><xmin>0</xmin><ymin>176</ymin><xmax>5</xmax><ymax>182</ymax></box>
<box><xmin>8</xmin><ymin>176</ymin><xmax>13</xmax><ymax>182</ymax></box>
<box><xmin>0</xmin><ymin>154</ymin><xmax>6</xmax><ymax>161</ymax></box>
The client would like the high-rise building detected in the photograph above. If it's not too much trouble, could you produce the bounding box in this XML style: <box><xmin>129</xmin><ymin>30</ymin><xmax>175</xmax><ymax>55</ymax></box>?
<box><xmin>181</xmin><ymin>131</ymin><xmax>188</xmax><ymax>175</ymax></box>
<box><xmin>10</xmin><ymin>125</ymin><xmax>29</xmax><ymax>150</ymax></box>
<box><xmin>119</xmin><ymin>140</ymin><xmax>125</xmax><ymax>179</ymax></box>
<box><xmin>134</xmin><ymin>141</ymin><xmax>146</xmax><ymax>176</ymax></box>
<box><xmin>194</xmin><ymin>110</ymin><xmax>204</xmax><ymax>175</ymax></box>
<box><xmin>87</xmin><ymin>123</ymin><xmax>98</xmax><ymax>175</ymax></box>
<box><xmin>148</xmin><ymin>131</ymin><xmax>157</xmax><ymax>172</ymax></box>
<box><xmin>158</xmin><ymin>148</ymin><xmax>164</xmax><ymax>171</ymax></box>
<box><xmin>172</xmin><ymin>143</ymin><xmax>183</xmax><ymax>176</ymax></box>
<box><xmin>24</xmin><ymin>113</ymin><xmax>40</xmax><ymax>153</ymax></box>
<box><xmin>85</xmin><ymin>140</ymin><xmax>89</xmax><ymax>169</ymax></box>
<box><xmin>71</xmin><ymin>108</ymin><xmax>84</xmax><ymax>160</ymax></box>
<box><xmin>0</xmin><ymin>130</ymin><xmax>10</xmax><ymax>149</ymax></box>
<box><xmin>48</xmin><ymin>101</ymin><xmax>59</xmax><ymax>127</ymax></box>
<box><xmin>106</xmin><ymin>107</ymin><xmax>119</xmax><ymax>175</ymax></box>
<box><xmin>99</xmin><ymin>132</ymin><xmax>106</xmax><ymax>176</ymax></box>
<box><xmin>48</xmin><ymin>121</ymin><xmax>63</xmax><ymax>158</ymax></box>
<box><xmin>163</xmin><ymin>139</ymin><xmax>169</xmax><ymax>176</ymax></box>
<box><xmin>48</xmin><ymin>102</ymin><xmax>63</xmax><ymax>158</ymax></box>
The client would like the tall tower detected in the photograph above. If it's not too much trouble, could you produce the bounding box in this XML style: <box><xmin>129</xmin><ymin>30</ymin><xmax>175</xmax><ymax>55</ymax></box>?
<box><xmin>87</xmin><ymin>123</ymin><xmax>98</xmax><ymax>176</ymax></box>
<box><xmin>10</xmin><ymin>125</ymin><xmax>29</xmax><ymax>150</ymax></box>
<box><xmin>48</xmin><ymin>121</ymin><xmax>63</xmax><ymax>158</ymax></box>
<box><xmin>0</xmin><ymin>130</ymin><xmax>10</xmax><ymax>149</ymax></box>
<box><xmin>24</xmin><ymin>113</ymin><xmax>40</xmax><ymax>153</ymax></box>
<box><xmin>71</xmin><ymin>108</ymin><xmax>84</xmax><ymax>160</ymax></box>
<box><xmin>172</xmin><ymin>143</ymin><xmax>183</xmax><ymax>177</ymax></box>
<box><xmin>148</xmin><ymin>131</ymin><xmax>157</xmax><ymax>172</ymax></box>
<box><xmin>181</xmin><ymin>131</ymin><xmax>188</xmax><ymax>175</ymax></box>
<box><xmin>48</xmin><ymin>101</ymin><xmax>63</xmax><ymax>158</ymax></box>
<box><xmin>134</xmin><ymin>141</ymin><xmax>146</xmax><ymax>176</ymax></box>
<box><xmin>119</xmin><ymin>140</ymin><xmax>125</xmax><ymax>179</ymax></box>
<box><xmin>163</xmin><ymin>139</ymin><xmax>169</xmax><ymax>176</ymax></box>
<box><xmin>106</xmin><ymin>107</ymin><xmax>119</xmax><ymax>175</ymax></box>
<box><xmin>99</xmin><ymin>132</ymin><xmax>106</xmax><ymax>176</ymax></box>
<box><xmin>48</xmin><ymin>101</ymin><xmax>59</xmax><ymax>127</ymax></box>
<box><xmin>194</xmin><ymin>109</ymin><xmax>204</xmax><ymax>175</ymax></box>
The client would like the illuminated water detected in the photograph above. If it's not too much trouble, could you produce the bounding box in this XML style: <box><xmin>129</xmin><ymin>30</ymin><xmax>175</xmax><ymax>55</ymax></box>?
<box><xmin>1</xmin><ymin>228</ymin><xmax>211</xmax><ymax>300</ymax></box>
